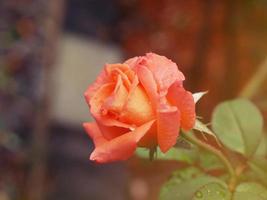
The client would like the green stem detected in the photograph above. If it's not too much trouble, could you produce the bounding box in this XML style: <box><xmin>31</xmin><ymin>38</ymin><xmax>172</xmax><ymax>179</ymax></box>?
<box><xmin>181</xmin><ymin>131</ymin><xmax>237</xmax><ymax>191</ymax></box>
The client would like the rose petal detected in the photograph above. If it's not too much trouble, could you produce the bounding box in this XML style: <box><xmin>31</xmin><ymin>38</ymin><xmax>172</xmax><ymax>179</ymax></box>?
<box><xmin>124</xmin><ymin>56</ymin><xmax>141</xmax><ymax>68</ymax></box>
<box><xmin>105</xmin><ymin>63</ymin><xmax>129</xmax><ymax>74</ymax></box>
<box><xmin>83</xmin><ymin>122</ymin><xmax>107</xmax><ymax>147</ymax></box>
<box><xmin>157</xmin><ymin>106</ymin><xmax>181</xmax><ymax>153</ymax></box>
<box><xmin>102</xmin><ymin>75</ymin><xmax>128</xmax><ymax>113</ymax></box>
<box><xmin>90</xmin><ymin>120</ymin><xmax>155</xmax><ymax>163</ymax></box>
<box><xmin>97</xmin><ymin>116</ymin><xmax>133</xmax><ymax>129</ymax></box>
<box><xmin>120</xmin><ymin>76</ymin><xmax>155</xmax><ymax>126</ymax></box>
<box><xmin>105</xmin><ymin>63</ymin><xmax>135</xmax><ymax>86</ymax></box>
<box><xmin>137</xmin><ymin>122</ymin><xmax>157</xmax><ymax>148</ymax></box>
<box><xmin>126</xmin><ymin>75</ymin><xmax>139</xmax><ymax>99</ymax></box>
<box><xmin>95</xmin><ymin>118</ymin><xmax>130</xmax><ymax>140</ymax></box>
<box><xmin>167</xmin><ymin>81</ymin><xmax>196</xmax><ymax>130</ymax></box>
<box><xmin>87</xmin><ymin>81</ymin><xmax>131</xmax><ymax>139</ymax></box>
<box><xmin>84</xmin><ymin>69</ymin><xmax>110</xmax><ymax>104</ymax></box>
<box><xmin>143</xmin><ymin>53</ymin><xmax>185</xmax><ymax>96</ymax></box>
<box><xmin>87</xmin><ymin>83</ymin><xmax>115</xmax><ymax>113</ymax></box>
<box><xmin>135</xmin><ymin>65</ymin><xmax>158</xmax><ymax>108</ymax></box>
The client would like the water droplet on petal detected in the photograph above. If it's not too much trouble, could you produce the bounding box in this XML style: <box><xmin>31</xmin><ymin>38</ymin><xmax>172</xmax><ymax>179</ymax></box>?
<box><xmin>129</xmin><ymin>126</ymin><xmax>135</xmax><ymax>131</ymax></box>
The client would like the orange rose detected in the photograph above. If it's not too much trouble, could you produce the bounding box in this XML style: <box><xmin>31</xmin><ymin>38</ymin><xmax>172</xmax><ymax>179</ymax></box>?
<box><xmin>83</xmin><ymin>53</ymin><xmax>195</xmax><ymax>163</ymax></box>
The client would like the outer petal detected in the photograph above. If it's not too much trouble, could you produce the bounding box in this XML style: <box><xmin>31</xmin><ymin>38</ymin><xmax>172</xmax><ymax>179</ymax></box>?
<box><xmin>124</xmin><ymin>56</ymin><xmax>141</xmax><ymax>68</ymax></box>
<box><xmin>88</xmin><ymin>83</ymin><xmax>131</xmax><ymax>139</ymax></box>
<box><xmin>83</xmin><ymin>122</ymin><xmax>107</xmax><ymax>147</ymax></box>
<box><xmin>88</xmin><ymin>83</ymin><xmax>115</xmax><ymax>113</ymax></box>
<box><xmin>143</xmin><ymin>53</ymin><xmax>185</xmax><ymax>95</ymax></box>
<box><xmin>137</xmin><ymin>122</ymin><xmax>157</xmax><ymax>148</ymax></box>
<box><xmin>167</xmin><ymin>81</ymin><xmax>196</xmax><ymax>130</ymax></box>
<box><xmin>84</xmin><ymin>69</ymin><xmax>110</xmax><ymax>104</ymax></box>
<box><xmin>95</xmin><ymin>118</ymin><xmax>130</xmax><ymax>140</ymax></box>
<box><xmin>157</xmin><ymin>106</ymin><xmax>181</xmax><ymax>153</ymax></box>
<box><xmin>90</xmin><ymin>120</ymin><xmax>155</xmax><ymax>163</ymax></box>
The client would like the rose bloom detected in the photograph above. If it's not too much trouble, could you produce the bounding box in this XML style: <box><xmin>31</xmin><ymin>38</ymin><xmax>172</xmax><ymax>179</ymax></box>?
<box><xmin>83</xmin><ymin>53</ymin><xmax>195</xmax><ymax>163</ymax></box>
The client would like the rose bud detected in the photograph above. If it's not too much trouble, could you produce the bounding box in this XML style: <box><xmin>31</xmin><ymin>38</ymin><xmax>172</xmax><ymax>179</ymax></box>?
<box><xmin>83</xmin><ymin>53</ymin><xmax>196</xmax><ymax>163</ymax></box>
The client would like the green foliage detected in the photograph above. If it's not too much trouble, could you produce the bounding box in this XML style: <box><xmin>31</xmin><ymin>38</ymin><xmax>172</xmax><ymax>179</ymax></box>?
<box><xmin>175</xmin><ymin>136</ymin><xmax>193</xmax><ymax>149</ymax></box>
<box><xmin>192</xmin><ymin>182</ymin><xmax>231</xmax><ymax>200</ymax></box>
<box><xmin>136</xmin><ymin>140</ymin><xmax>224</xmax><ymax>174</ymax></box>
<box><xmin>255</xmin><ymin>133</ymin><xmax>267</xmax><ymax>156</ymax></box>
<box><xmin>233</xmin><ymin>182</ymin><xmax>267</xmax><ymax>200</ymax></box>
<box><xmin>135</xmin><ymin>147</ymin><xmax>197</xmax><ymax>164</ymax></box>
<box><xmin>194</xmin><ymin>119</ymin><xmax>219</xmax><ymax>142</ymax></box>
<box><xmin>159</xmin><ymin>167</ymin><xmax>225</xmax><ymax>200</ymax></box>
<box><xmin>198</xmin><ymin>150</ymin><xmax>224</xmax><ymax>171</ymax></box>
<box><xmin>135</xmin><ymin>98</ymin><xmax>267</xmax><ymax>199</ymax></box>
<box><xmin>211</xmin><ymin>98</ymin><xmax>263</xmax><ymax>157</ymax></box>
<box><xmin>249</xmin><ymin>157</ymin><xmax>267</xmax><ymax>187</ymax></box>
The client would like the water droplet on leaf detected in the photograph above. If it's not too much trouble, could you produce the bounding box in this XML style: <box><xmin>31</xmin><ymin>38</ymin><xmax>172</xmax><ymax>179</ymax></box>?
<box><xmin>195</xmin><ymin>191</ymin><xmax>203</xmax><ymax>198</ymax></box>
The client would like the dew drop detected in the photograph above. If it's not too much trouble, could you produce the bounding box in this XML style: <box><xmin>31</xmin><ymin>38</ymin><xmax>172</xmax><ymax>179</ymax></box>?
<box><xmin>195</xmin><ymin>191</ymin><xmax>203</xmax><ymax>198</ymax></box>
<box><xmin>129</xmin><ymin>126</ymin><xmax>135</xmax><ymax>131</ymax></box>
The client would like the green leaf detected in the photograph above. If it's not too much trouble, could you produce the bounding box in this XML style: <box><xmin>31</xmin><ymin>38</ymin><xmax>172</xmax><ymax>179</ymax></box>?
<box><xmin>194</xmin><ymin>120</ymin><xmax>219</xmax><ymax>143</ymax></box>
<box><xmin>255</xmin><ymin>133</ymin><xmax>267</xmax><ymax>156</ymax></box>
<box><xmin>211</xmin><ymin>98</ymin><xmax>263</xmax><ymax>156</ymax></box>
<box><xmin>192</xmin><ymin>182</ymin><xmax>231</xmax><ymax>200</ymax></box>
<box><xmin>198</xmin><ymin>150</ymin><xmax>224</xmax><ymax>171</ymax></box>
<box><xmin>175</xmin><ymin>136</ymin><xmax>192</xmax><ymax>149</ymax></box>
<box><xmin>249</xmin><ymin>157</ymin><xmax>267</xmax><ymax>187</ymax></box>
<box><xmin>135</xmin><ymin>147</ymin><xmax>197</xmax><ymax>164</ymax></box>
<box><xmin>159</xmin><ymin>167</ymin><xmax>226</xmax><ymax>200</ymax></box>
<box><xmin>233</xmin><ymin>182</ymin><xmax>267</xmax><ymax>200</ymax></box>
<box><xmin>194</xmin><ymin>120</ymin><xmax>213</xmax><ymax>136</ymax></box>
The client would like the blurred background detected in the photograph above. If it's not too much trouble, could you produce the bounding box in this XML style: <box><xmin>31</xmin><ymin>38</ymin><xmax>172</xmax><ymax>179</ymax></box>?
<box><xmin>0</xmin><ymin>0</ymin><xmax>267</xmax><ymax>199</ymax></box>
